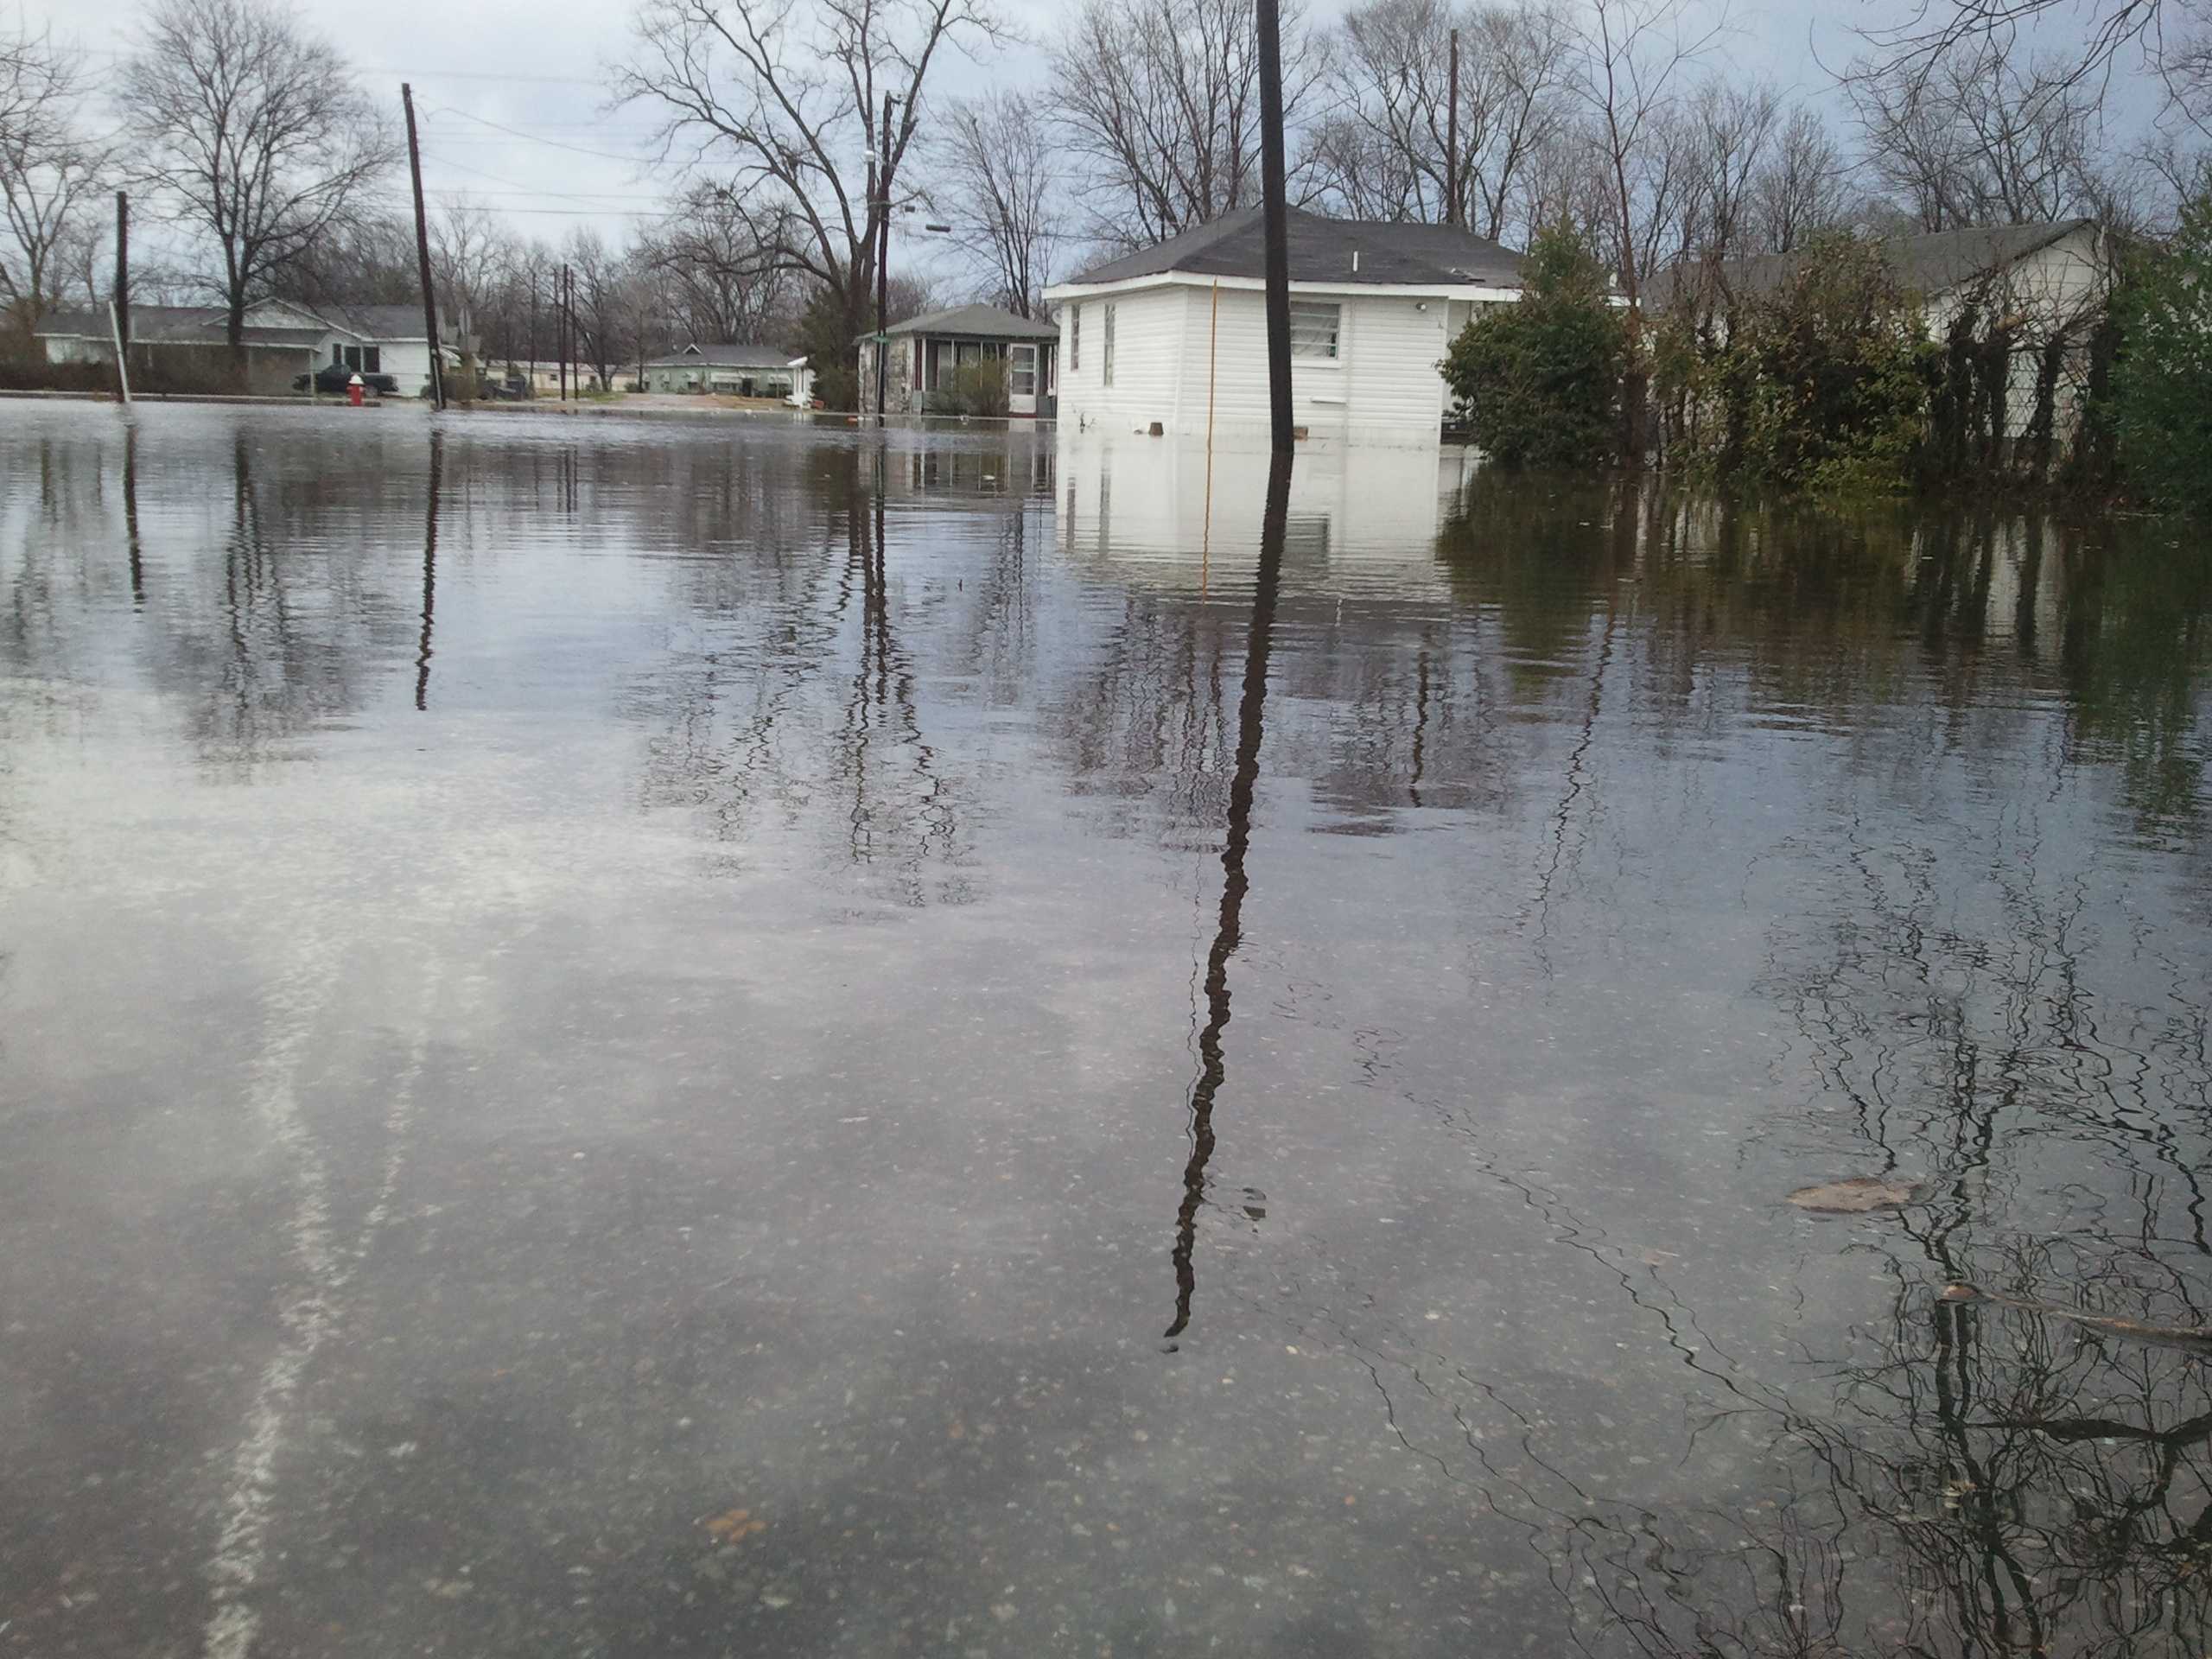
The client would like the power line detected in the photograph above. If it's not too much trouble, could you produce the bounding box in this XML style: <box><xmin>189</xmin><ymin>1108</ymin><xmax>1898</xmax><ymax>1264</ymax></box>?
<box><xmin>428</xmin><ymin>105</ymin><xmax>667</xmax><ymax>164</ymax></box>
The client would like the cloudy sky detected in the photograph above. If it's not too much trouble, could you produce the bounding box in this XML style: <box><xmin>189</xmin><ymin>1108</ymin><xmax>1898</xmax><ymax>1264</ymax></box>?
<box><xmin>36</xmin><ymin>0</ymin><xmax>2101</xmax><ymax>285</ymax></box>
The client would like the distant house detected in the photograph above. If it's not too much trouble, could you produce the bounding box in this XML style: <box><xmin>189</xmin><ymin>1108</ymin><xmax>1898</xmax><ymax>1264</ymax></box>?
<box><xmin>35</xmin><ymin>298</ymin><xmax>464</xmax><ymax>397</ymax></box>
<box><xmin>857</xmin><ymin>304</ymin><xmax>1059</xmax><ymax>418</ymax></box>
<box><xmin>1044</xmin><ymin>207</ymin><xmax>1526</xmax><ymax>445</ymax></box>
<box><xmin>643</xmin><ymin>343</ymin><xmax>804</xmax><ymax>399</ymax></box>
<box><xmin>1679</xmin><ymin>219</ymin><xmax>2113</xmax><ymax>442</ymax></box>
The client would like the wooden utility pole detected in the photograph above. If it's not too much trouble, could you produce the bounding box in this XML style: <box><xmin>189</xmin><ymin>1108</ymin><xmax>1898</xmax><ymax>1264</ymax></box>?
<box><xmin>559</xmin><ymin>265</ymin><xmax>570</xmax><ymax>401</ymax></box>
<box><xmin>1255</xmin><ymin>0</ymin><xmax>1294</xmax><ymax>454</ymax></box>
<box><xmin>114</xmin><ymin>192</ymin><xmax>130</xmax><ymax>354</ymax></box>
<box><xmin>402</xmin><ymin>84</ymin><xmax>446</xmax><ymax>410</ymax></box>
<box><xmin>1446</xmin><ymin>30</ymin><xmax>1460</xmax><ymax>228</ymax></box>
<box><xmin>876</xmin><ymin>91</ymin><xmax>897</xmax><ymax>423</ymax></box>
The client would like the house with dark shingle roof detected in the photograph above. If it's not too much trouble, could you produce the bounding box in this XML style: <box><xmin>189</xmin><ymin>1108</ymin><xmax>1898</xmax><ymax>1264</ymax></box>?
<box><xmin>643</xmin><ymin>342</ymin><xmax>810</xmax><ymax>399</ymax></box>
<box><xmin>36</xmin><ymin>297</ymin><xmax>465</xmax><ymax>397</ymax></box>
<box><xmin>1043</xmin><ymin>207</ymin><xmax>1527</xmax><ymax>444</ymax></box>
<box><xmin>858</xmin><ymin>303</ymin><xmax>1059</xmax><ymax>418</ymax></box>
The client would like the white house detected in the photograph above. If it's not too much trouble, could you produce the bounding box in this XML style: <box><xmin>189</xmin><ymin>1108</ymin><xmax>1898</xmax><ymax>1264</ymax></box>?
<box><xmin>643</xmin><ymin>342</ymin><xmax>802</xmax><ymax>397</ymax></box>
<box><xmin>1044</xmin><ymin>207</ymin><xmax>1524</xmax><ymax>446</ymax></box>
<box><xmin>35</xmin><ymin>298</ymin><xmax>463</xmax><ymax>397</ymax></box>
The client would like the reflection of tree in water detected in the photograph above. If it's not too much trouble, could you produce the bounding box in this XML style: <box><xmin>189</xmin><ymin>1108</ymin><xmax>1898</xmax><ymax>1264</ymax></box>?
<box><xmin>629</xmin><ymin>448</ymin><xmax>974</xmax><ymax>905</ymax></box>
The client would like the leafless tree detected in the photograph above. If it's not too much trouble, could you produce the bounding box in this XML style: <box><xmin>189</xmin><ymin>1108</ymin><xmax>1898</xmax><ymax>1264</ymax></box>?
<box><xmin>1673</xmin><ymin>77</ymin><xmax>1778</xmax><ymax>263</ymax></box>
<box><xmin>931</xmin><ymin>90</ymin><xmax>1063</xmax><ymax>315</ymax></box>
<box><xmin>614</xmin><ymin>0</ymin><xmax>1004</xmax><ymax>377</ymax></box>
<box><xmin>636</xmin><ymin>181</ymin><xmax>800</xmax><ymax>341</ymax></box>
<box><xmin>1852</xmin><ymin>0</ymin><xmax>2212</xmax><ymax>131</ymax></box>
<box><xmin>1049</xmin><ymin>0</ymin><xmax>1322</xmax><ymax>250</ymax></box>
<box><xmin>1306</xmin><ymin>0</ymin><xmax>1574</xmax><ymax>239</ymax></box>
<box><xmin>290</xmin><ymin>214</ymin><xmax>418</xmax><ymax>308</ymax></box>
<box><xmin>431</xmin><ymin>194</ymin><xmax>505</xmax><ymax>347</ymax></box>
<box><xmin>563</xmin><ymin>226</ymin><xmax>633</xmax><ymax>390</ymax></box>
<box><xmin>1568</xmin><ymin>0</ymin><xmax>1726</xmax><ymax>454</ymax></box>
<box><xmin>119</xmin><ymin>0</ymin><xmax>398</xmax><ymax>359</ymax></box>
<box><xmin>1748</xmin><ymin>105</ymin><xmax>1853</xmax><ymax>253</ymax></box>
<box><xmin>1847</xmin><ymin>29</ymin><xmax>2116</xmax><ymax>228</ymax></box>
<box><xmin>0</xmin><ymin>26</ymin><xmax>110</xmax><ymax>339</ymax></box>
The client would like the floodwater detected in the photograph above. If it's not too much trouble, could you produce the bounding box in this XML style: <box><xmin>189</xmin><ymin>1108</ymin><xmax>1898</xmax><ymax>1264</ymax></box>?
<box><xmin>3</xmin><ymin>403</ymin><xmax>2211</xmax><ymax>1659</ymax></box>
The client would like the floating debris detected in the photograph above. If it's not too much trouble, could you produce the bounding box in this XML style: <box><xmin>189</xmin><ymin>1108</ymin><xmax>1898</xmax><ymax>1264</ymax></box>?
<box><xmin>1786</xmin><ymin>1177</ymin><xmax>1921</xmax><ymax>1213</ymax></box>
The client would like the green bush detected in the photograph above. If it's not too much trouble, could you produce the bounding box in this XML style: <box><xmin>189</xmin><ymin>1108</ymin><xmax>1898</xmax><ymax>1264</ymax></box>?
<box><xmin>935</xmin><ymin>357</ymin><xmax>1008</xmax><ymax>417</ymax></box>
<box><xmin>2112</xmin><ymin>184</ymin><xmax>2212</xmax><ymax>516</ymax></box>
<box><xmin>1442</xmin><ymin>223</ymin><xmax>1624</xmax><ymax>467</ymax></box>
<box><xmin>1664</xmin><ymin>233</ymin><xmax>1936</xmax><ymax>495</ymax></box>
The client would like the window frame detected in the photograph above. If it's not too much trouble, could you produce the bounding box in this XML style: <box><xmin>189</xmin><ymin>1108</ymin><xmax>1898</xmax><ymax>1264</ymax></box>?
<box><xmin>1103</xmin><ymin>302</ymin><xmax>1116</xmax><ymax>388</ymax></box>
<box><xmin>1070</xmin><ymin>305</ymin><xmax>1080</xmax><ymax>372</ymax></box>
<box><xmin>1288</xmin><ymin>300</ymin><xmax>1343</xmax><ymax>363</ymax></box>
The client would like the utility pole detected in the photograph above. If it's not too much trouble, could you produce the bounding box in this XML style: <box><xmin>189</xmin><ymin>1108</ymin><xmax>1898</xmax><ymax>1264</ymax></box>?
<box><xmin>1446</xmin><ymin>30</ymin><xmax>1460</xmax><ymax>229</ymax></box>
<box><xmin>402</xmin><ymin>83</ymin><xmax>446</xmax><ymax>410</ymax></box>
<box><xmin>113</xmin><ymin>192</ymin><xmax>130</xmax><ymax>355</ymax></box>
<box><xmin>876</xmin><ymin>91</ymin><xmax>898</xmax><ymax>424</ymax></box>
<box><xmin>527</xmin><ymin>270</ymin><xmax>538</xmax><ymax>395</ymax></box>
<box><xmin>1255</xmin><ymin>0</ymin><xmax>1294</xmax><ymax>454</ymax></box>
<box><xmin>559</xmin><ymin>265</ymin><xmax>570</xmax><ymax>402</ymax></box>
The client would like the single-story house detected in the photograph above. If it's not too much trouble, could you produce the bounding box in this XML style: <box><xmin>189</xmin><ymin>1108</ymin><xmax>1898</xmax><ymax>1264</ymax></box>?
<box><xmin>644</xmin><ymin>343</ymin><xmax>804</xmax><ymax>398</ymax></box>
<box><xmin>35</xmin><ymin>298</ymin><xmax>464</xmax><ymax>397</ymax></box>
<box><xmin>1675</xmin><ymin>219</ymin><xmax>2111</xmax><ymax>442</ymax></box>
<box><xmin>314</xmin><ymin>302</ymin><xmax>467</xmax><ymax>399</ymax></box>
<box><xmin>1044</xmin><ymin>207</ymin><xmax>1525</xmax><ymax>446</ymax></box>
<box><xmin>857</xmin><ymin>304</ymin><xmax>1059</xmax><ymax>418</ymax></box>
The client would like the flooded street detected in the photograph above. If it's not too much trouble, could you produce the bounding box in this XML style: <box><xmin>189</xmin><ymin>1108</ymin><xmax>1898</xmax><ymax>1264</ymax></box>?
<box><xmin>6</xmin><ymin>401</ymin><xmax>2212</xmax><ymax>1656</ymax></box>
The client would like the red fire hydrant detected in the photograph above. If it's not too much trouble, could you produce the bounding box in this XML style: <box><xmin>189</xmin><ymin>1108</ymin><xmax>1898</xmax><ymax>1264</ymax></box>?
<box><xmin>347</xmin><ymin>372</ymin><xmax>365</xmax><ymax>407</ymax></box>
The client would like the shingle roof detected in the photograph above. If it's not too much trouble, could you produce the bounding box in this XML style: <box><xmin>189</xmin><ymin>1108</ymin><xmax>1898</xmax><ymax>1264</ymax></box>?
<box><xmin>1065</xmin><ymin>207</ymin><xmax>1524</xmax><ymax>289</ymax></box>
<box><xmin>1688</xmin><ymin>219</ymin><xmax>2098</xmax><ymax>303</ymax></box>
<box><xmin>878</xmin><ymin>303</ymin><xmax>1058</xmax><ymax>340</ymax></box>
<box><xmin>645</xmin><ymin>342</ymin><xmax>795</xmax><ymax>368</ymax></box>
<box><xmin>36</xmin><ymin>305</ymin><xmax>232</xmax><ymax>343</ymax></box>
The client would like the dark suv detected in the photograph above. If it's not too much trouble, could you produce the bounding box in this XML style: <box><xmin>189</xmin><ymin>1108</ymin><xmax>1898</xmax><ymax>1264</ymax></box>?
<box><xmin>295</xmin><ymin>362</ymin><xmax>400</xmax><ymax>397</ymax></box>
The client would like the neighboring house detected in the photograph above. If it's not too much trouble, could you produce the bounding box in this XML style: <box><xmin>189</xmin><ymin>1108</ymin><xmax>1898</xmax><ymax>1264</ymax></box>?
<box><xmin>857</xmin><ymin>304</ymin><xmax>1060</xmax><ymax>418</ymax></box>
<box><xmin>1679</xmin><ymin>219</ymin><xmax>2113</xmax><ymax>443</ymax></box>
<box><xmin>1044</xmin><ymin>207</ymin><xmax>1526</xmax><ymax>446</ymax></box>
<box><xmin>35</xmin><ymin>298</ymin><xmax>464</xmax><ymax>396</ymax></box>
<box><xmin>643</xmin><ymin>343</ymin><xmax>801</xmax><ymax>397</ymax></box>
<box><xmin>37</xmin><ymin>302</ymin><xmax>355</xmax><ymax>394</ymax></box>
<box><xmin>315</xmin><ymin>302</ymin><xmax>468</xmax><ymax>400</ymax></box>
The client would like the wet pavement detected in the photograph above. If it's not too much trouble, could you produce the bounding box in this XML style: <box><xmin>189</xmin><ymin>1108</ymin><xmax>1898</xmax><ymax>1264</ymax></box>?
<box><xmin>3</xmin><ymin>402</ymin><xmax>2211</xmax><ymax>1656</ymax></box>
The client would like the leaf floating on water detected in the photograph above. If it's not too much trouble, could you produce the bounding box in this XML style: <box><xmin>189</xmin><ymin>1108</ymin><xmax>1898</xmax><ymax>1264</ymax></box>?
<box><xmin>1786</xmin><ymin>1177</ymin><xmax>1921</xmax><ymax>1213</ymax></box>
<box><xmin>704</xmin><ymin>1508</ymin><xmax>767</xmax><ymax>1543</ymax></box>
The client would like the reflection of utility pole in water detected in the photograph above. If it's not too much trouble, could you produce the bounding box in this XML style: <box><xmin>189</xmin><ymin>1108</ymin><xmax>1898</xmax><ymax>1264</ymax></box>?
<box><xmin>416</xmin><ymin>432</ymin><xmax>443</xmax><ymax>711</ymax></box>
<box><xmin>1165</xmin><ymin>452</ymin><xmax>1293</xmax><ymax>1348</ymax></box>
<box><xmin>123</xmin><ymin>425</ymin><xmax>144</xmax><ymax>607</ymax></box>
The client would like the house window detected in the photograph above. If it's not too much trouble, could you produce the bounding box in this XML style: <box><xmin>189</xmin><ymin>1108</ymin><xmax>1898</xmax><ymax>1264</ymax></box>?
<box><xmin>1103</xmin><ymin>303</ymin><xmax>1116</xmax><ymax>387</ymax></box>
<box><xmin>912</xmin><ymin>338</ymin><xmax>924</xmax><ymax>390</ymax></box>
<box><xmin>331</xmin><ymin>344</ymin><xmax>343</xmax><ymax>366</ymax></box>
<box><xmin>342</xmin><ymin>345</ymin><xmax>362</xmax><ymax>371</ymax></box>
<box><xmin>1289</xmin><ymin>302</ymin><xmax>1340</xmax><ymax>359</ymax></box>
<box><xmin>1070</xmin><ymin>306</ymin><xmax>1080</xmax><ymax>372</ymax></box>
<box><xmin>363</xmin><ymin>346</ymin><xmax>381</xmax><ymax>374</ymax></box>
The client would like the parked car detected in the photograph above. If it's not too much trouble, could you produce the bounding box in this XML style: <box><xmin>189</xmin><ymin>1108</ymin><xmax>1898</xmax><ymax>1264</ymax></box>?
<box><xmin>294</xmin><ymin>363</ymin><xmax>399</xmax><ymax>397</ymax></box>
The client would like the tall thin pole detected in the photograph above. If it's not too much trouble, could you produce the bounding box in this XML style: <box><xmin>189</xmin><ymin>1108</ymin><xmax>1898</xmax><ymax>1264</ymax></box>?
<box><xmin>113</xmin><ymin>192</ymin><xmax>130</xmax><ymax>355</ymax></box>
<box><xmin>1446</xmin><ymin>29</ymin><xmax>1461</xmax><ymax>228</ymax></box>
<box><xmin>559</xmin><ymin>266</ymin><xmax>570</xmax><ymax>402</ymax></box>
<box><xmin>1255</xmin><ymin>0</ymin><xmax>1294</xmax><ymax>454</ymax></box>
<box><xmin>877</xmin><ymin>91</ymin><xmax>897</xmax><ymax>424</ymax></box>
<box><xmin>402</xmin><ymin>83</ymin><xmax>446</xmax><ymax>410</ymax></box>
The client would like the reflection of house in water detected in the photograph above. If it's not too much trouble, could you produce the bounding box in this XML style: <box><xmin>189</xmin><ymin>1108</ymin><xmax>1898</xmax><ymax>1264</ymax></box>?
<box><xmin>1054</xmin><ymin>434</ymin><xmax>1476</xmax><ymax>591</ymax></box>
<box><xmin>888</xmin><ymin>440</ymin><xmax>1057</xmax><ymax>499</ymax></box>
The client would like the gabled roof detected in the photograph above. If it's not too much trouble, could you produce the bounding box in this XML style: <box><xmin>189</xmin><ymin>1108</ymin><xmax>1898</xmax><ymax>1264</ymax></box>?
<box><xmin>878</xmin><ymin>303</ymin><xmax>1058</xmax><ymax>340</ymax></box>
<box><xmin>1064</xmin><ymin>207</ymin><xmax>1524</xmax><ymax>289</ymax></box>
<box><xmin>645</xmin><ymin>342</ymin><xmax>794</xmax><ymax>369</ymax></box>
<box><xmin>1690</xmin><ymin>219</ymin><xmax>2099</xmax><ymax>303</ymax></box>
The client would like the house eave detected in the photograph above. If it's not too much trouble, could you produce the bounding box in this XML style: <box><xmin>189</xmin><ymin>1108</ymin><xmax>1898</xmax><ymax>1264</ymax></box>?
<box><xmin>1042</xmin><ymin>270</ymin><xmax>1521</xmax><ymax>303</ymax></box>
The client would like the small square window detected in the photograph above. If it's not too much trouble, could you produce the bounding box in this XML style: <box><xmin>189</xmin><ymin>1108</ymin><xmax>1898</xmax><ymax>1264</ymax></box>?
<box><xmin>1289</xmin><ymin>302</ymin><xmax>1340</xmax><ymax>359</ymax></box>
